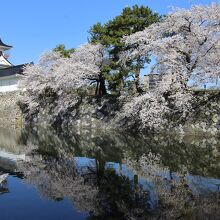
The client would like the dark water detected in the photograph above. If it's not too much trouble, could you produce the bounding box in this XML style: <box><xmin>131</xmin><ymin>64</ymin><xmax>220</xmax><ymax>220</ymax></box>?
<box><xmin>0</xmin><ymin>128</ymin><xmax>219</xmax><ymax>220</ymax></box>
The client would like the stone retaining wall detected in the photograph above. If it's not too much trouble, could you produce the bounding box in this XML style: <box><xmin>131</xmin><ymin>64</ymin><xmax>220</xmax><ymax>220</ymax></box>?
<box><xmin>0</xmin><ymin>92</ymin><xmax>22</xmax><ymax>128</ymax></box>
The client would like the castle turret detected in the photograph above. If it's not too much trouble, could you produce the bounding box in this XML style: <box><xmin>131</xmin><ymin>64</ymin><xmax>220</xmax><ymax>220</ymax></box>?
<box><xmin>0</xmin><ymin>38</ymin><xmax>29</xmax><ymax>92</ymax></box>
<box><xmin>0</xmin><ymin>39</ymin><xmax>13</xmax><ymax>69</ymax></box>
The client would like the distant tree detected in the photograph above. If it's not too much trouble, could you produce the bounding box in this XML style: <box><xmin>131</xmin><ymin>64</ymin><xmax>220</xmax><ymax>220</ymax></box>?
<box><xmin>53</xmin><ymin>44</ymin><xmax>75</xmax><ymax>58</ymax></box>
<box><xmin>89</xmin><ymin>5</ymin><xmax>161</xmax><ymax>94</ymax></box>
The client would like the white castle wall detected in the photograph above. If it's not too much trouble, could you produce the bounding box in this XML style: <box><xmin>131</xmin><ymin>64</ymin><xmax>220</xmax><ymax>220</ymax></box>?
<box><xmin>0</xmin><ymin>76</ymin><xmax>19</xmax><ymax>92</ymax></box>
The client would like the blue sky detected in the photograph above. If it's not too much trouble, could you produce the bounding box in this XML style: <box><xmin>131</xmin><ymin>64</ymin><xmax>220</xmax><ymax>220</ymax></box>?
<box><xmin>1</xmin><ymin>0</ymin><xmax>215</xmax><ymax>65</ymax></box>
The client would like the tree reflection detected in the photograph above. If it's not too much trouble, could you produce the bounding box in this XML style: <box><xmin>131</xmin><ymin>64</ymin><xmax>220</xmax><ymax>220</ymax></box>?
<box><xmin>17</xmin><ymin>149</ymin><xmax>149</xmax><ymax>219</ymax></box>
<box><xmin>16</xmin><ymin>127</ymin><xmax>220</xmax><ymax>219</ymax></box>
<box><xmin>125</xmin><ymin>152</ymin><xmax>220</xmax><ymax>219</ymax></box>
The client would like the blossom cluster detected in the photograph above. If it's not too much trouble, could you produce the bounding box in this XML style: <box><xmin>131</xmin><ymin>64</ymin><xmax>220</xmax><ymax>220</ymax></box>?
<box><xmin>19</xmin><ymin>43</ymin><xmax>104</xmax><ymax>96</ymax></box>
<box><xmin>118</xmin><ymin>3</ymin><xmax>220</xmax><ymax>131</ymax></box>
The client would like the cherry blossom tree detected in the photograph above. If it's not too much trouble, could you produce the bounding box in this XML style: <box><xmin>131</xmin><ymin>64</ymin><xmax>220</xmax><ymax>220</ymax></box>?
<box><xmin>19</xmin><ymin>43</ymin><xmax>106</xmax><ymax>97</ymax></box>
<box><xmin>116</xmin><ymin>3</ymin><xmax>220</xmax><ymax>132</ymax></box>
<box><xmin>19</xmin><ymin>3</ymin><xmax>220</xmax><ymax>132</ymax></box>
<box><xmin>18</xmin><ymin>43</ymin><xmax>109</xmax><ymax>125</ymax></box>
<box><xmin>123</xmin><ymin>3</ymin><xmax>220</xmax><ymax>88</ymax></box>
<box><xmin>117</xmin><ymin>89</ymin><xmax>194</xmax><ymax>131</ymax></box>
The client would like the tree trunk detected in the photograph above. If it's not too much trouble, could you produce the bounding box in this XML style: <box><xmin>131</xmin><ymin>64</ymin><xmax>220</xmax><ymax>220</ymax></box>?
<box><xmin>118</xmin><ymin>77</ymin><xmax>125</xmax><ymax>95</ymax></box>
<box><xmin>134</xmin><ymin>72</ymin><xmax>144</xmax><ymax>93</ymax></box>
<box><xmin>99</xmin><ymin>77</ymin><xmax>107</xmax><ymax>96</ymax></box>
<box><xmin>95</xmin><ymin>81</ymin><xmax>99</xmax><ymax>96</ymax></box>
<box><xmin>134</xmin><ymin>58</ymin><xmax>144</xmax><ymax>94</ymax></box>
<box><xmin>95</xmin><ymin>74</ymin><xmax>107</xmax><ymax>96</ymax></box>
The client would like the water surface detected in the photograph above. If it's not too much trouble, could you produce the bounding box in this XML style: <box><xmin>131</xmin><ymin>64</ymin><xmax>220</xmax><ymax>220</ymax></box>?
<box><xmin>0</xmin><ymin>128</ymin><xmax>219</xmax><ymax>219</ymax></box>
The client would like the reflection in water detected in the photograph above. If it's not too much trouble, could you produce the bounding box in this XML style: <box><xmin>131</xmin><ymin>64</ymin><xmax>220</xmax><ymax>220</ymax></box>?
<box><xmin>0</xmin><ymin>127</ymin><xmax>220</xmax><ymax>219</ymax></box>
<box><xmin>0</xmin><ymin>177</ymin><xmax>9</xmax><ymax>194</ymax></box>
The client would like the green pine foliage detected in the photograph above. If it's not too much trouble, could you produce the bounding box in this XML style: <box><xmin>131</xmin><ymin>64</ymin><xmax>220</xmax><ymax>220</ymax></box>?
<box><xmin>89</xmin><ymin>5</ymin><xmax>161</xmax><ymax>94</ymax></box>
<box><xmin>53</xmin><ymin>44</ymin><xmax>75</xmax><ymax>58</ymax></box>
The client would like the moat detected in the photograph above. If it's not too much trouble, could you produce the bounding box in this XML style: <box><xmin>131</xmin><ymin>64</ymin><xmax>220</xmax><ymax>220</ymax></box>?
<box><xmin>0</xmin><ymin>127</ymin><xmax>219</xmax><ymax>220</ymax></box>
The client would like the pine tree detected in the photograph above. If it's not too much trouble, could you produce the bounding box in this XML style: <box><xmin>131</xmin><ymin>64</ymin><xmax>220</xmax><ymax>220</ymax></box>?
<box><xmin>53</xmin><ymin>44</ymin><xmax>75</xmax><ymax>58</ymax></box>
<box><xmin>89</xmin><ymin>5</ymin><xmax>161</xmax><ymax>94</ymax></box>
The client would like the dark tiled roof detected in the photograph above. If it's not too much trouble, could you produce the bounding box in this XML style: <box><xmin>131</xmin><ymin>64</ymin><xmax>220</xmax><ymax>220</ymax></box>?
<box><xmin>0</xmin><ymin>64</ymin><xmax>27</xmax><ymax>77</ymax></box>
<box><xmin>0</xmin><ymin>39</ymin><xmax>12</xmax><ymax>49</ymax></box>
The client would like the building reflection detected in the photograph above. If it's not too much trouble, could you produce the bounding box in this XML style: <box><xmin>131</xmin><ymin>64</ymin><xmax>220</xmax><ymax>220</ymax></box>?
<box><xmin>0</xmin><ymin>176</ymin><xmax>9</xmax><ymax>194</ymax></box>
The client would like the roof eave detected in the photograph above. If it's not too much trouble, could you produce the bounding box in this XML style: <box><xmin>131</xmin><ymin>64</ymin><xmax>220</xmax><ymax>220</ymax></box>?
<box><xmin>0</xmin><ymin>39</ymin><xmax>13</xmax><ymax>50</ymax></box>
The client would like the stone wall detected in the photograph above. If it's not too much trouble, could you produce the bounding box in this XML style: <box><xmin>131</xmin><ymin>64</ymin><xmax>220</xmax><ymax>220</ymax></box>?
<box><xmin>0</xmin><ymin>92</ymin><xmax>22</xmax><ymax>128</ymax></box>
